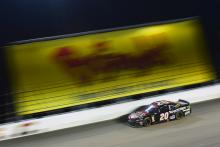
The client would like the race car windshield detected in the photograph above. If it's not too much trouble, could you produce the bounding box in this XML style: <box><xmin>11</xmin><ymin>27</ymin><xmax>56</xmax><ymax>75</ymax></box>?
<box><xmin>144</xmin><ymin>105</ymin><xmax>156</xmax><ymax>113</ymax></box>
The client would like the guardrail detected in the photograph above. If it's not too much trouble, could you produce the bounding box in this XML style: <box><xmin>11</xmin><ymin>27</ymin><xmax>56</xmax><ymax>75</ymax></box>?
<box><xmin>0</xmin><ymin>83</ymin><xmax>220</xmax><ymax>141</ymax></box>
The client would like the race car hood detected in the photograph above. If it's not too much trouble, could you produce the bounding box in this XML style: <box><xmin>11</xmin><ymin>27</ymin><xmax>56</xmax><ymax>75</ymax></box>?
<box><xmin>128</xmin><ymin>111</ymin><xmax>149</xmax><ymax>119</ymax></box>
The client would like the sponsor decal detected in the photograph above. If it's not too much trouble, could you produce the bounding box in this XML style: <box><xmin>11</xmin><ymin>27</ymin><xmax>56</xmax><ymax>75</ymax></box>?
<box><xmin>170</xmin><ymin>115</ymin><xmax>176</xmax><ymax>120</ymax></box>
<box><xmin>185</xmin><ymin>111</ymin><xmax>191</xmax><ymax>115</ymax></box>
<box><xmin>13</xmin><ymin>121</ymin><xmax>40</xmax><ymax>137</ymax></box>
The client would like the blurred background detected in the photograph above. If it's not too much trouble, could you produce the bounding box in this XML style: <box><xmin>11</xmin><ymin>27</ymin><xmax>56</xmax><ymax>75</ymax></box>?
<box><xmin>0</xmin><ymin>0</ymin><xmax>220</xmax><ymax>124</ymax></box>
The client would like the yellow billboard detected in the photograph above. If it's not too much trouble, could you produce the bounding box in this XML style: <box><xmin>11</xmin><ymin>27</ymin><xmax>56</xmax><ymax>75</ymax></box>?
<box><xmin>6</xmin><ymin>19</ymin><xmax>216</xmax><ymax>115</ymax></box>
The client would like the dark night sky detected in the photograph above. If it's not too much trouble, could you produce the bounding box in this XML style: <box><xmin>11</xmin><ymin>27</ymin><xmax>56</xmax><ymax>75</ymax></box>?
<box><xmin>0</xmin><ymin>0</ymin><xmax>219</xmax><ymax>43</ymax></box>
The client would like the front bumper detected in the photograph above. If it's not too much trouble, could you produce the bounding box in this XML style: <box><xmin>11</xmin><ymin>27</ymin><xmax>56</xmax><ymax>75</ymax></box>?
<box><xmin>127</xmin><ymin>119</ymin><xmax>143</xmax><ymax>128</ymax></box>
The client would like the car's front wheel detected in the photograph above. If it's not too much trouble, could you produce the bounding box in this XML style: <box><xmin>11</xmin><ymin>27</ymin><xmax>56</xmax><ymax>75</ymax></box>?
<box><xmin>143</xmin><ymin>117</ymin><xmax>151</xmax><ymax>127</ymax></box>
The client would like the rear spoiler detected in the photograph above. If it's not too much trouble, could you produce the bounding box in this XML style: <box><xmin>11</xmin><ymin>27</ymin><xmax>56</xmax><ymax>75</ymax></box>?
<box><xmin>178</xmin><ymin>99</ymin><xmax>190</xmax><ymax>105</ymax></box>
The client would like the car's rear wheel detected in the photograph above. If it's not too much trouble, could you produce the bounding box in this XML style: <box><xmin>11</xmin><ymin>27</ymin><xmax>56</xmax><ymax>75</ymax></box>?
<box><xmin>176</xmin><ymin>111</ymin><xmax>184</xmax><ymax>120</ymax></box>
<box><xmin>143</xmin><ymin>117</ymin><xmax>151</xmax><ymax>127</ymax></box>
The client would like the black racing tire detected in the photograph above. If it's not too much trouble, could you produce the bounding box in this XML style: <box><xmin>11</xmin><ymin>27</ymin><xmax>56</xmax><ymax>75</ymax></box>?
<box><xmin>143</xmin><ymin>117</ymin><xmax>151</xmax><ymax>127</ymax></box>
<box><xmin>176</xmin><ymin>111</ymin><xmax>184</xmax><ymax>120</ymax></box>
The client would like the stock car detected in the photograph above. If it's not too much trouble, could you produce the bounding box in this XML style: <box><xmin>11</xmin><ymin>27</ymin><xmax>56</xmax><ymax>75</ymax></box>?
<box><xmin>128</xmin><ymin>99</ymin><xmax>191</xmax><ymax>127</ymax></box>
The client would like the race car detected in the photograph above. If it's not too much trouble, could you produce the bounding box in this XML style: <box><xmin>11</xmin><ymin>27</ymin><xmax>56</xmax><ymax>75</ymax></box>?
<box><xmin>127</xmin><ymin>99</ymin><xmax>191</xmax><ymax>127</ymax></box>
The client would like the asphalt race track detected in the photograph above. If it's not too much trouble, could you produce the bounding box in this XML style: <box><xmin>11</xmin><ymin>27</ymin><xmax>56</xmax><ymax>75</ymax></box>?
<box><xmin>1</xmin><ymin>99</ymin><xmax>220</xmax><ymax>147</ymax></box>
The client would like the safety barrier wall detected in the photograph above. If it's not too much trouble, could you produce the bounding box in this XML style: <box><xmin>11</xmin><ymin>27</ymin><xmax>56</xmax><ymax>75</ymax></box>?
<box><xmin>0</xmin><ymin>83</ymin><xmax>220</xmax><ymax>141</ymax></box>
